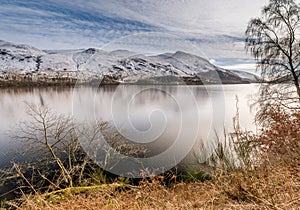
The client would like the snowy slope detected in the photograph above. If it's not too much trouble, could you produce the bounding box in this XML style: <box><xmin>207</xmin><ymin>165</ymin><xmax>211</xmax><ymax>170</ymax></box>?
<box><xmin>40</xmin><ymin>50</ymin><xmax>79</xmax><ymax>72</ymax></box>
<box><xmin>155</xmin><ymin>51</ymin><xmax>219</xmax><ymax>75</ymax></box>
<box><xmin>0</xmin><ymin>40</ymin><xmax>260</xmax><ymax>83</ymax></box>
<box><xmin>0</xmin><ymin>40</ymin><xmax>45</xmax><ymax>56</ymax></box>
<box><xmin>231</xmin><ymin>70</ymin><xmax>261</xmax><ymax>82</ymax></box>
<box><xmin>0</xmin><ymin>40</ymin><xmax>45</xmax><ymax>73</ymax></box>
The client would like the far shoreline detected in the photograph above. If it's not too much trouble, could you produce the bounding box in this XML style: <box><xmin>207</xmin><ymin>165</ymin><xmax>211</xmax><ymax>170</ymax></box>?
<box><xmin>0</xmin><ymin>76</ymin><xmax>259</xmax><ymax>89</ymax></box>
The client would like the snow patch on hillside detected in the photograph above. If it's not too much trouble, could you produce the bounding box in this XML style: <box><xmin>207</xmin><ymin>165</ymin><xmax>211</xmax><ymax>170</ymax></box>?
<box><xmin>0</xmin><ymin>40</ymin><xmax>260</xmax><ymax>83</ymax></box>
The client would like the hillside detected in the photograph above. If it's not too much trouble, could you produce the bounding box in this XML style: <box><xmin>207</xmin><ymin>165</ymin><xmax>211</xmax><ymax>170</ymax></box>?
<box><xmin>0</xmin><ymin>40</ymin><xmax>260</xmax><ymax>85</ymax></box>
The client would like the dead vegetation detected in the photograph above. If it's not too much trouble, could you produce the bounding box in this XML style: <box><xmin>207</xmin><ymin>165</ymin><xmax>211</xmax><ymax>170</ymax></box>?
<box><xmin>1</xmin><ymin>105</ymin><xmax>299</xmax><ymax>209</ymax></box>
<box><xmin>19</xmin><ymin>161</ymin><xmax>300</xmax><ymax>209</ymax></box>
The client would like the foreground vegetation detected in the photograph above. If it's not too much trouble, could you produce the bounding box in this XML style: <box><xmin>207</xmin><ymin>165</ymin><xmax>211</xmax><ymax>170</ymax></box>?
<box><xmin>20</xmin><ymin>163</ymin><xmax>299</xmax><ymax>209</ymax></box>
<box><xmin>2</xmin><ymin>0</ymin><xmax>300</xmax><ymax>208</ymax></box>
<box><xmin>0</xmin><ymin>105</ymin><xmax>297</xmax><ymax>209</ymax></box>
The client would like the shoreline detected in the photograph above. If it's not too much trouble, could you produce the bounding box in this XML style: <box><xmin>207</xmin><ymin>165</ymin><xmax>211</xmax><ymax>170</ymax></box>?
<box><xmin>0</xmin><ymin>78</ymin><xmax>258</xmax><ymax>89</ymax></box>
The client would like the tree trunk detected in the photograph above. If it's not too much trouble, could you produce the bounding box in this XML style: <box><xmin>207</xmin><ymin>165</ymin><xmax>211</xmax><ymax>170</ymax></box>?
<box><xmin>291</xmin><ymin>70</ymin><xmax>300</xmax><ymax>102</ymax></box>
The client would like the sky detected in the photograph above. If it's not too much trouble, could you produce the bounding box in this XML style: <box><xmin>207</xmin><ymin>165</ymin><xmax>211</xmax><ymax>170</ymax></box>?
<box><xmin>0</xmin><ymin>0</ymin><xmax>269</xmax><ymax>72</ymax></box>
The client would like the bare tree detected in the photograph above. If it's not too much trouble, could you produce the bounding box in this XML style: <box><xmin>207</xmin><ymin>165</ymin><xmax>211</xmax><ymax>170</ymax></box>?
<box><xmin>13</xmin><ymin>104</ymin><xmax>96</xmax><ymax>189</ymax></box>
<box><xmin>246</xmin><ymin>0</ymin><xmax>300</xmax><ymax>119</ymax></box>
<box><xmin>6</xmin><ymin>103</ymin><xmax>149</xmax><ymax>196</ymax></box>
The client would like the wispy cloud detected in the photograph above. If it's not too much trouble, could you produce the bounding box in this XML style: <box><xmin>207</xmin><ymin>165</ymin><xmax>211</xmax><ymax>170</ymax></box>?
<box><xmin>0</xmin><ymin>0</ymin><xmax>159</xmax><ymax>49</ymax></box>
<box><xmin>110</xmin><ymin>0</ymin><xmax>268</xmax><ymax>35</ymax></box>
<box><xmin>0</xmin><ymin>0</ymin><xmax>268</xmax><ymax>70</ymax></box>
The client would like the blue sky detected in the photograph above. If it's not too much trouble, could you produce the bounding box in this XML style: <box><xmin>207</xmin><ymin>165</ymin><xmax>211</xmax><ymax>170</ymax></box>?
<box><xmin>0</xmin><ymin>0</ymin><xmax>268</xmax><ymax>72</ymax></box>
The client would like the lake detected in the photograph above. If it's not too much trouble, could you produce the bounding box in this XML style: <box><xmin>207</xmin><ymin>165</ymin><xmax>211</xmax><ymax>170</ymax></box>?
<box><xmin>0</xmin><ymin>84</ymin><xmax>259</xmax><ymax>171</ymax></box>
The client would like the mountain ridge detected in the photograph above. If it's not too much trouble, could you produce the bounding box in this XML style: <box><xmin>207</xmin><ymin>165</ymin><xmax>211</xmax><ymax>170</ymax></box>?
<box><xmin>0</xmin><ymin>40</ymin><xmax>260</xmax><ymax>85</ymax></box>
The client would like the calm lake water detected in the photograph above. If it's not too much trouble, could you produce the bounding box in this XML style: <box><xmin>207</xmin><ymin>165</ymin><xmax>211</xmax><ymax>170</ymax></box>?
<box><xmin>0</xmin><ymin>84</ymin><xmax>259</xmax><ymax>169</ymax></box>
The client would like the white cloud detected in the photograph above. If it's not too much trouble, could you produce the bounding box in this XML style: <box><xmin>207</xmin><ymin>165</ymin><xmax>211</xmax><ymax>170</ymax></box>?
<box><xmin>107</xmin><ymin>0</ymin><xmax>268</xmax><ymax>35</ymax></box>
<box><xmin>0</xmin><ymin>0</ymin><xmax>270</xmax><ymax>69</ymax></box>
<box><xmin>220</xmin><ymin>63</ymin><xmax>257</xmax><ymax>71</ymax></box>
<box><xmin>101</xmin><ymin>32</ymin><xmax>208</xmax><ymax>58</ymax></box>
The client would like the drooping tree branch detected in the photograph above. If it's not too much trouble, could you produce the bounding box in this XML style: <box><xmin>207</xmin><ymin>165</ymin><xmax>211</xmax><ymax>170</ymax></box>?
<box><xmin>245</xmin><ymin>0</ymin><xmax>300</xmax><ymax>119</ymax></box>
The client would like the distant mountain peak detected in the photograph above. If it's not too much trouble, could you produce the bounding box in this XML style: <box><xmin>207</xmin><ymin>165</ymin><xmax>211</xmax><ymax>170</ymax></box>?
<box><xmin>0</xmin><ymin>40</ymin><xmax>45</xmax><ymax>56</ymax></box>
<box><xmin>82</xmin><ymin>48</ymin><xmax>98</xmax><ymax>54</ymax></box>
<box><xmin>0</xmin><ymin>40</ymin><xmax>260</xmax><ymax>84</ymax></box>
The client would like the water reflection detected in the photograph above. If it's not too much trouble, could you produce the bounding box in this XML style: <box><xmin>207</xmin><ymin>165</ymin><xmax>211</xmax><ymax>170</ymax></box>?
<box><xmin>0</xmin><ymin>84</ymin><xmax>258</xmax><ymax>168</ymax></box>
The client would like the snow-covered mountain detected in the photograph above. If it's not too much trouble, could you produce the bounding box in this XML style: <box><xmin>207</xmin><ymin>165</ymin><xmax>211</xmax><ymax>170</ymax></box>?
<box><xmin>0</xmin><ymin>40</ymin><xmax>260</xmax><ymax>84</ymax></box>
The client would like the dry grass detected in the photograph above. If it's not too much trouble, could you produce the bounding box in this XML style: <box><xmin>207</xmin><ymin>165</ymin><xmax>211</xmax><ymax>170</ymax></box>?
<box><xmin>14</xmin><ymin>108</ymin><xmax>300</xmax><ymax>209</ymax></box>
<box><xmin>19</xmin><ymin>163</ymin><xmax>300</xmax><ymax>209</ymax></box>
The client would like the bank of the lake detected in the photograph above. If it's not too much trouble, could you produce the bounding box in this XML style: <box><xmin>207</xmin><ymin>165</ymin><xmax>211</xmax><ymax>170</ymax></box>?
<box><xmin>19</xmin><ymin>106</ymin><xmax>300</xmax><ymax>209</ymax></box>
<box><xmin>18</xmin><ymin>111</ymin><xmax>300</xmax><ymax>209</ymax></box>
